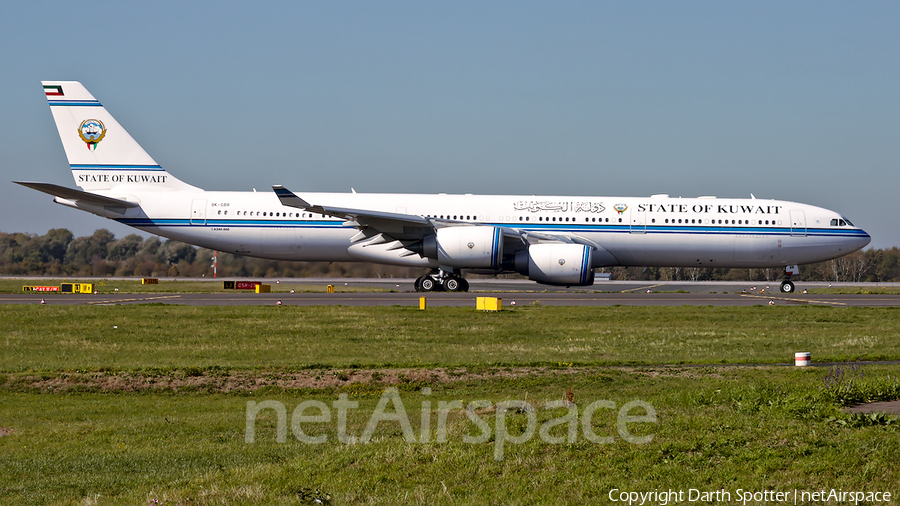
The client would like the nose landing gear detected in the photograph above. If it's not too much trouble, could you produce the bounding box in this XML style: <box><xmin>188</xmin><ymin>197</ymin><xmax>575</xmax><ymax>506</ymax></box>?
<box><xmin>780</xmin><ymin>279</ymin><xmax>795</xmax><ymax>293</ymax></box>
<box><xmin>780</xmin><ymin>264</ymin><xmax>800</xmax><ymax>293</ymax></box>
<box><xmin>414</xmin><ymin>269</ymin><xmax>469</xmax><ymax>292</ymax></box>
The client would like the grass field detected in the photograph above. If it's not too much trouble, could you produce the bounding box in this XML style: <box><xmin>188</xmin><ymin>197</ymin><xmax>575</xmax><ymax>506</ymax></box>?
<box><xmin>808</xmin><ymin>286</ymin><xmax>900</xmax><ymax>295</ymax></box>
<box><xmin>2</xmin><ymin>305</ymin><xmax>900</xmax><ymax>371</ymax></box>
<box><xmin>1</xmin><ymin>305</ymin><xmax>899</xmax><ymax>504</ymax></box>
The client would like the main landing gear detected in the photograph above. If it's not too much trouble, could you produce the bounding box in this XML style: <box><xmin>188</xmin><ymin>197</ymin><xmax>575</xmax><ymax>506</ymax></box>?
<box><xmin>779</xmin><ymin>264</ymin><xmax>800</xmax><ymax>293</ymax></box>
<box><xmin>414</xmin><ymin>269</ymin><xmax>469</xmax><ymax>292</ymax></box>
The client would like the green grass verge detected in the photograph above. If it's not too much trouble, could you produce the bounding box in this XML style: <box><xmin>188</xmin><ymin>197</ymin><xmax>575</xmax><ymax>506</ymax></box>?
<box><xmin>2</xmin><ymin>305</ymin><xmax>899</xmax><ymax>504</ymax></box>
<box><xmin>1</xmin><ymin>366</ymin><xmax>898</xmax><ymax>504</ymax></box>
<box><xmin>2</xmin><ymin>305</ymin><xmax>900</xmax><ymax>372</ymax></box>
<box><xmin>807</xmin><ymin>286</ymin><xmax>900</xmax><ymax>295</ymax></box>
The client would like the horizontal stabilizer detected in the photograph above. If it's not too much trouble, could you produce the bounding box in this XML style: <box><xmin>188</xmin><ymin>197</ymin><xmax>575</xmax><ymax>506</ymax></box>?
<box><xmin>14</xmin><ymin>181</ymin><xmax>139</xmax><ymax>208</ymax></box>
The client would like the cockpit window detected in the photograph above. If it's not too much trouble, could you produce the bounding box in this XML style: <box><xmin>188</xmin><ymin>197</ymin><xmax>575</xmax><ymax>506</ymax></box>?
<box><xmin>842</xmin><ymin>217</ymin><xmax>854</xmax><ymax>226</ymax></box>
<box><xmin>830</xmin><ymin>219</ymin><xmax>838</xmax><ymax>226</ymax></box>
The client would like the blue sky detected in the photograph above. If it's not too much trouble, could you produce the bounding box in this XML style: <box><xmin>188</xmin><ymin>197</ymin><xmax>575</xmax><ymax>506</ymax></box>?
<box><xmin>2</xmin><ymin>1</ymin><xmax>898</xmax><ymax>248</ymax></box>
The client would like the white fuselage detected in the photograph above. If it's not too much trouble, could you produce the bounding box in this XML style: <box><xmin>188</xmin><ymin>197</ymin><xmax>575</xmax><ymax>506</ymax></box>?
<box><xmin>32</xmin><ymin>81</ymin><xmax>871</xmax><ymax>285</ymax></box>
<box><xmin>86</xmin><ymin>190</ymin><xmax>869</xmax><ymax>269</ymax></box>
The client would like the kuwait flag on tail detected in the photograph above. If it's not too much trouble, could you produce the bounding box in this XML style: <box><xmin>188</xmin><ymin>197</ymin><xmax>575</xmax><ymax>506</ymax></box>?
<box><xmin>43</xmin><ymin>85</ymin><xmax>64</xmax><ymax>96</ymax></box>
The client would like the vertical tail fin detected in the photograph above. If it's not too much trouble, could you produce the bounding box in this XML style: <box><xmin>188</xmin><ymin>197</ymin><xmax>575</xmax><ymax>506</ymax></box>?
<box><xmin>42</xmin><ymin>81</ymin><xmax>200</xmax><ymax>192</ymax></box>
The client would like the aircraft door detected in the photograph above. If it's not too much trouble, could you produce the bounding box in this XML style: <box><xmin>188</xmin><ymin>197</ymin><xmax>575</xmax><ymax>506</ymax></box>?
<box><xmin>790</xmin><ymin>210</ymin><xmax>806</xmax><ymax>237</ymax></box>
<box><xmin>629</xmin><ymin>205</ymin><xmax>646</xmax><ymax>233</ymax></box>
<box><xmin>191</xmin><ymin>199</ymin><xmax>207</xmax><ymax>225</ymax></box>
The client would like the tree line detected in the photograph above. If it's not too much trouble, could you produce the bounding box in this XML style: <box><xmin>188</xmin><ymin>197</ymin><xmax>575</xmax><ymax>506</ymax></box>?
<box><xmin>1</xmin><ymin>228</ymin><xmax>897</xmax><ymax>282</ymax></box>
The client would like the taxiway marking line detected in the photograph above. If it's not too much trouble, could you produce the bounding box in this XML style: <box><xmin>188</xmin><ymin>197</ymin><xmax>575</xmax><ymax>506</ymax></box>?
<box><xmin>86</xmin><ymin>295</ymin><xmax>183</xmax><ymax>305</ymax></box>
<box><xmin>620</xmin><ymin>283</ymin><xmax>666</xmax><ymax>293</ymax></box>
<box><xmin>739</xmin><ymin>293</ymin><xmax>846</xmax><ymax>306</ymax></box>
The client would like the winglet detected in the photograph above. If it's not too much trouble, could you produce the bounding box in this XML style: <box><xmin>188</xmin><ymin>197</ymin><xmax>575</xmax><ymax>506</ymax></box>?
<box><xmin>272</xmin><ymin>185</ymin><xmax>312</xmax><ymax>209</ymax></box>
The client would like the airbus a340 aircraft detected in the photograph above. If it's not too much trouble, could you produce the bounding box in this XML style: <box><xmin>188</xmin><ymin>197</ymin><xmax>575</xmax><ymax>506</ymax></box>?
<box><xmin>17</xmin><ymin>81</ymin><xmax>870</xmax><ymax>293</ymax></box>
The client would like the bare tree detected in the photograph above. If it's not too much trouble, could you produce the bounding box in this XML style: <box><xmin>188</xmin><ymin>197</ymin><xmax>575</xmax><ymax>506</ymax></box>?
<box><xmin>687</xmin><ymin>267</ymin><xmax>702</xmax><ymax>281</ymax></box>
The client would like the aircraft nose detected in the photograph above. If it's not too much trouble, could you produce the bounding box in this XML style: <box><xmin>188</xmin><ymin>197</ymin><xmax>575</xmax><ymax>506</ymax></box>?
<box><xmin>853</xmin><ymin>229</ymin><xmax>872</xmax><ymax>250</ymax></box>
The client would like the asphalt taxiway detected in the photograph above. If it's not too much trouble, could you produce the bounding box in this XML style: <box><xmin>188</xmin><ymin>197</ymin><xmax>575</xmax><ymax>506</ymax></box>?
<box><xmin>2</xmin><ymin>279</ymin><xmax>899</xmax><ymax>307</ymax></box>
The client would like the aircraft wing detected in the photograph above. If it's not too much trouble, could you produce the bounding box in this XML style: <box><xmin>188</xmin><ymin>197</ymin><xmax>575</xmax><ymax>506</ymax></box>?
<box><xmin>274</xmin><ymin>185</ymin><xmax>439</xmax><ymax>241</ymax></box>
<box><xmin>273</xmin><ymin>185</ymin><xmax>571</xmax><ymax>250</ymax></box>
<box><xmin>274</xmin><ymin>185</ymin><xmax>430</xmax><ymax>226</ymax></box>
<box><xmin>15</xmin><ymin>181</ymin><xmax>139</xmax><ymax>208</ymax></box>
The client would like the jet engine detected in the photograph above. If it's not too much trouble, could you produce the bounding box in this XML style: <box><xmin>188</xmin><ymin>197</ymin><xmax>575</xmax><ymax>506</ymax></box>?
<box><xmin>422</xmin><ymin>226</ymin><xmax>502</xmax><ymax>268</ymax></box>
<box><xmin>515</xmin><ymin>243</ymin><xmax>595</xmax><ymax>286</ymax></box>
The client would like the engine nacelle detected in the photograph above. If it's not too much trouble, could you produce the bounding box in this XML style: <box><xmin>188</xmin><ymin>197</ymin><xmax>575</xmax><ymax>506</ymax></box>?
<box><xmin>422</xmin><ymin>226</ymin><xmax>502</xmax><ymax>268</ymax></box>
<box><xmin>516</xmin><ymin>243</ymin><xmax>595</xmax><ymax>286</ymax></box>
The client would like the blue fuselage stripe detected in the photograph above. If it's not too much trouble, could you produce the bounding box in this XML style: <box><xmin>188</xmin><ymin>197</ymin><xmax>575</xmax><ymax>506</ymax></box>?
<box><xmin>71</xmin><ymin>164</ymin><xmax>165</xmax><ymax>171</ymax></box>
<box><xmin>116</xmin><ymin>218</ymin><xmax>869</xmax><ymax>240</ymax></box>
<box><xmin>48</xmin><ymin>101</ymin><xmax>102</xmax><ymax>107</ymax></box>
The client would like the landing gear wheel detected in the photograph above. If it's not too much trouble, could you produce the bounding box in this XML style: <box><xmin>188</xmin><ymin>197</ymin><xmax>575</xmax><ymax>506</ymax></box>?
<box><xmin>780</xmin><ymin>280</ymin><xmax>795</xmax><ymax>293</ymax></box>
<box><xmin>459</xmin><ymin>278</ymin><xmax>469</xmax><ymax>292</ymax></box>
<box><xmin>421</xmin><ymin>277</ymin><xmax>437</xmax><ymax>292</ymax></box>
<box><xmin>445</xmin><ymin>278</ymin><xmax>461</xmax><ymax>292</ymax></box>
<box><xmin>414</xmin><ymin>276</ymin><xmax>425</xmax><ymax>292</ymax></box>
